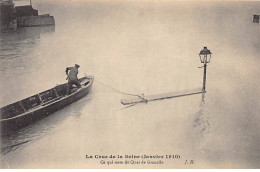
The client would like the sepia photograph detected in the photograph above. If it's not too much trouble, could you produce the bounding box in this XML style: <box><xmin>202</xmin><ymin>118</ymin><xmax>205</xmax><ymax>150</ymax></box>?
<box><xmin>0</xmin><ymin>0</ymin><xmax>260</xmax><ymax>169</ymax></box>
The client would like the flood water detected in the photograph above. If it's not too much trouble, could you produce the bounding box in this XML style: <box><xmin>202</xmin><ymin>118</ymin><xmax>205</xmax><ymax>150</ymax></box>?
<box><xmin>1</xmin><ymin>0</ymin><xmax>260</xmax><ymax>169</ymax></box>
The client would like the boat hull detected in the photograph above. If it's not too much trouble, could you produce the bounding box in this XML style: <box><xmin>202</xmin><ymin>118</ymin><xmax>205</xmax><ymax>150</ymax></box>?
<box><xmin>1</xmin><ymin>77</ymin><xmax>93</xmax><ymax>135</ymax></box>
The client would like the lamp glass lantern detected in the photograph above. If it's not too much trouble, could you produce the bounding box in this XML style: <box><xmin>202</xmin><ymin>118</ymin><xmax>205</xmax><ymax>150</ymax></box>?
<box><xmin>199</xmin><ymin>47</ymin><xmax>212</xmax><ymax>63</ymax></box>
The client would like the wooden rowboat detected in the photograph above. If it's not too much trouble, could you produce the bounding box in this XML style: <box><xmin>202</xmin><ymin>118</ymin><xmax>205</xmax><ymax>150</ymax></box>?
<box><xmin>0</xmin><ymin>76</ymin><xmax>94</xmax><ymax>135</ymax></box>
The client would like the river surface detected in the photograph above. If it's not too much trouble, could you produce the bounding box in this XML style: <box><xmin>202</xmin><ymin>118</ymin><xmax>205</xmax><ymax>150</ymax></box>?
<box><xmin>1</xmin><ymin>0</ymin><xmax>260</xmax><ymax>169</ymax></box>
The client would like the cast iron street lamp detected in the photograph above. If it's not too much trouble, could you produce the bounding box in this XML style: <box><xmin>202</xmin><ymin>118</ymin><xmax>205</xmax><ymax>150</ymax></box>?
<box><xmin>199</xmin><ymin>46</ymin><xmax>212</xmax><ymax>91</ymax></box>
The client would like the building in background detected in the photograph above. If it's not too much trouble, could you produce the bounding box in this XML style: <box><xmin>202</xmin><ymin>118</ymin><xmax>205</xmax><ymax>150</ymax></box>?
<box><xmin>0</xmin><ymin>0</ymin><xmax>55</xmax><ymax>32</ymax></box>
<box><xmin>0</xmin><ymin>0</ymin><xmax>17</xmax><ymax>32</ymax></box>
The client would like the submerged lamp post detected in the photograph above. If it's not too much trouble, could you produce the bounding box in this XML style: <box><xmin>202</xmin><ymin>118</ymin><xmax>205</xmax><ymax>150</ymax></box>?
<box><xmin>199</xmin><ymin>46</ymin><xmax>212</xmax><ymax>92</ymax></box>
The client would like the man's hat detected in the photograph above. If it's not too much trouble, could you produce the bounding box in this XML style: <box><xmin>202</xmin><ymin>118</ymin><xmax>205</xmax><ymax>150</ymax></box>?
<box><xmin>75</xmin><ymin>64</ymin><xmax>80</xmax><ymax>68</ymax></box>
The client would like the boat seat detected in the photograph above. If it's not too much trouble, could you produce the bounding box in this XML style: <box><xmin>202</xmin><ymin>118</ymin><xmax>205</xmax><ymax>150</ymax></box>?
<box><xmin>41</xmin><ymin>97</ymin><xmax>62</xmax><ymax>106</ymax></box>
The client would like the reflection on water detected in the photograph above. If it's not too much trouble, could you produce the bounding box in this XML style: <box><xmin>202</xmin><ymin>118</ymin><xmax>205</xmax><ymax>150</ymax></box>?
<box><xmin>0</xmin><ymin>26</ymin><xmax>55</xmax><ymax>72</ymax></box>
<box><xmin>193</xmin><ymin>93</ymin><xmax>211</xmax><ymax>137</ymax></box>
<box><xmin>0</xmin><ymin>26</ymin><xmax>55</xmax><ymax>58</ymax></box>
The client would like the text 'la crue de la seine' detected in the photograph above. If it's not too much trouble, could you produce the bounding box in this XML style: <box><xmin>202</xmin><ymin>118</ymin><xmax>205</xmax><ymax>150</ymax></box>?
<box><xmin>86</xmin><ymin>154</ymin><xmax>180</xmax><ymax>159</ymax></box>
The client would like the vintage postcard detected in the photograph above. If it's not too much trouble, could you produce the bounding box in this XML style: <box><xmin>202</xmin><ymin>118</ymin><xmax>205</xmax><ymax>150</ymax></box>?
<box><xmin>1</xmin><ymin>0</ymin><xmax>260</xmax><ymax>169</ymax></box>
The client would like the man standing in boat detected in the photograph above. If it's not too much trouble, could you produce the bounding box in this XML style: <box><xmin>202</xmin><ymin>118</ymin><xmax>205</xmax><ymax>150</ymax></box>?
<box><xmin>65</xmin><ymin>64</ymin><xmax>82</xmax><ymax>94</ymax></box>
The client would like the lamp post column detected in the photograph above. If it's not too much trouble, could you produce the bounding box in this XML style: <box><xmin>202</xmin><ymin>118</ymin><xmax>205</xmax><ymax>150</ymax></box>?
<box><xmin>203</xmin><ymin>61</ymin><xmax>207</xmax><ymax>91</ymax></box>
